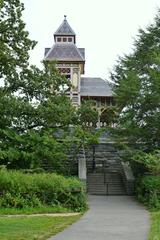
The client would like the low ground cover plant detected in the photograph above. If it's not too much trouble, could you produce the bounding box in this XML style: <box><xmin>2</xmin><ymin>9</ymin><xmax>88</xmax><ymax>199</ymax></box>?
<box><xmin>0</xmin><ymin>169</ymin><xmax>87</xmax><ymax>212</ymax></box>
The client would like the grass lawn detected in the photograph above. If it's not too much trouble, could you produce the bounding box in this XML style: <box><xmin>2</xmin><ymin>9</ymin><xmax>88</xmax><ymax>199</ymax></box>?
<box><xmin>149</xmin><ymin>211</ymin><xmax>160</xmax><ymax>240</ymax></box>
<box><xmin>0</xmin><ymin>215</ymin><xmax>81</xmax><ymax>240</ymax></box>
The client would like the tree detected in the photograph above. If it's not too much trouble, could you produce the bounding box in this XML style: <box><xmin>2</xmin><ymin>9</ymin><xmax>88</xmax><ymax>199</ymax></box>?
<box><xmin>0</xmin><ymin>0</ymin><xmax>99</xmax><ymax>175</ymax></box>
<box><xmin>111</xmin><ymin>10</ymin><xmax>160</xmax><ymax>153</ymax></box>
<box><xmin>0</xmin><ymin>0</ymin><xmax>76</xmax><ymax>173</ymax></box>
<box><xmin>77</xmin><ymin>100</ymin><xmax>98</xmax><ymax>128</ymax></box>
<box><xmin>0</xmin><ymin>0</ymin><xmax>36</xmax><ymax>89</ymax></box>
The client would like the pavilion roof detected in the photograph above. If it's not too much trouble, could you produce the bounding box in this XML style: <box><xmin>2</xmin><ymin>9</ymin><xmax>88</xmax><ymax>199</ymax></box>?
<box><xmin>80</xmin><ymin>77</ymin><xmax>113</xmax><ymax>97</ymax></box>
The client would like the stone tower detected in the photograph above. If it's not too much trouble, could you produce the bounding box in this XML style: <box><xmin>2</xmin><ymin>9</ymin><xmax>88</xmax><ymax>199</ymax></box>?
<box><xmin>44</xmin><ymin>16</ymin><xmax>85</xmax><ymax>106</ymax></box>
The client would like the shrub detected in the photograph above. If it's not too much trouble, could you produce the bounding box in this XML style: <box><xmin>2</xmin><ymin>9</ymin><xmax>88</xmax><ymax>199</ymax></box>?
<box><xmin>0</xmin><ymin>169</ymin><xmax>87</xmax><ymax>211</ymax></box>
<box><xmin>136</xmin><ymin>175</ymin><xmax>160</xmax><ymax>209</ymax></box>
<box><xmin>133</xmin><ymin>150</ymin><xmax>160</xmax><ymax>175</ymax></box>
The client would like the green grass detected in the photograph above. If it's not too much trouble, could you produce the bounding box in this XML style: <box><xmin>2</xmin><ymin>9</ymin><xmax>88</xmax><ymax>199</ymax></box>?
<box><xmin>0</xmin><ymin>215</ymin><xmax>81</xmax><ymax>240</ymax></box>
<box><xmin>0</xmin><ymin>206</ymin><xmax>71</xmax><ymax>215</ymax></box>
<box><xmin>149</xmin><ymin>212</ymin><xmax>160</xmax><ymax>240</ymax></box>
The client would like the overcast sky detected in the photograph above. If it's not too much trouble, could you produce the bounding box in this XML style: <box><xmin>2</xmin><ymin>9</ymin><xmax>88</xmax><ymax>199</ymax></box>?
<box><xmin>22</xmin><ymin>0</ymin><xmax>160</xmax><ymax>79</ymax></box>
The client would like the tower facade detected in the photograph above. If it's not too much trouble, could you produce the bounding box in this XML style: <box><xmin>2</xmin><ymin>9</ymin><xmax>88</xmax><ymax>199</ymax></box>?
<box><xmin>44</xmin><ymin>16</ymin><xmax>85</xmax><ymax>106</ymax></box>
<box><xmin>44</xmin><ymin>16</ymin><xmax>113</xmax><ymax>126</ymax></box>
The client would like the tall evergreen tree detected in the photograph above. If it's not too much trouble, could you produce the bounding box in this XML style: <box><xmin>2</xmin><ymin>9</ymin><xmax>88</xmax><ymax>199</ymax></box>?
<box><xmin>111</xmin><ymin>11</ymin><xmax>160</xmax><ymax>152</ymax></box>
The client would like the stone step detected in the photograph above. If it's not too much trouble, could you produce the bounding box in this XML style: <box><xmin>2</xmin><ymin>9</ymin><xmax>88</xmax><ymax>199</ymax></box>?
<box><xmin>87</xmin><ymin>175</ymin><xmax>120</xmax><ymax>178</ymax></box>
<box><xmin>88</xmin><ymin>188</ymin><xmax>126</xmax><ymax>195</ymax></box>
<box><xmin>86</xmin><ymin>151</ymin><xmax>119</xmax><ymax>155</ymax></box>
<box><xmin>88</xmin><ymin>186</ymin><xmax>124</xmax><ymax>189</ymax></box>
<box><xmin>88</xmin><ymin>181</ymin><xmax>124</xmax><ymax>185</ymax></box>
<box><xmin>87</xmin><ymin>171</ymin><xmax>126</xmax><ymax>195</ymax></box>
<box><xmin>86</xmin><ymin>158</ymin><xmax>121</xmax><ymax>163</ymax></box>
<box><xmin>94</xmin><ymin>147</ymin><xmax>118</xmax><ymax>152</ymax></box>
<box><xmin>88</xmin><ymin>187</ymin><xmax>126</xmax><ymax>191</ymax></box>
<box><xmin>88</xmin><ymin>190</ymin><xmax>126</xmax><ymax>195</ymax></box>
<box><xmin>95</xmin><ymin>152</ymin><xmax>120</xmax><ymax>156</ymax></box>
<box><xmin>87</xmin><ymin>182</ymin><xmax>124</xmax><ymax>185</ymax></box>
<box><xmin>87</xmin><ymin>173</ymin><xmax>122</xmax><ymax>177</ymax></box>
<box><xmin>87</xmin><ymin>161</ymin><xmax>122</xmax><ymax>166</ymax></box>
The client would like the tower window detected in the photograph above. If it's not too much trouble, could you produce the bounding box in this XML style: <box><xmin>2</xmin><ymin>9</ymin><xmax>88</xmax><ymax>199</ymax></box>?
<box><xmin>68</xmin><ymin>37</ymin><xmax>73</xmax><ymax>42</ymax></box>
<box><xmin>65</xmin><ymin>74</ymin><xmax>71</xmax><ymax>80</ymax></box>
<box><xmin>59</xmin><ymin>68</ymin><xmax>70</xmax><ymax>74</ymax></box>
<box><xmin>57</xmin><ymin>37</ymin><xmax>61</xmax><ymax>42</ymax></box>
<box><xmin>58</xmin><ymin>68</ymin><xmax>71</xmax><ymax>80</ymax></box>
<box><xmin>63</xmin><ymin>37</ymin><xmax>67</xmax><ymax>42</ymax></box>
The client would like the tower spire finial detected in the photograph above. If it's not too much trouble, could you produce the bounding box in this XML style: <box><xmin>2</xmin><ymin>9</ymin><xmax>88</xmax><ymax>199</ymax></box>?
<box><xmin>64</xmin><ymin>15</ymin><xmax>67</xmax><ymax>20</ymax></box>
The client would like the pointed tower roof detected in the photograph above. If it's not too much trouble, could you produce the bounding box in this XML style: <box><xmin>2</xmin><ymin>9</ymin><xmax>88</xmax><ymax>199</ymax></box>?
<box><xmin>54</xmin><ymin>15</ymin><xmax>76</xmax><ymax>36</ymax></box>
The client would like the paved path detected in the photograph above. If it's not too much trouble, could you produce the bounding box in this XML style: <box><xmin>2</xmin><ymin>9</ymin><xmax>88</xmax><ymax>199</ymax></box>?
<box><xmin>49</xmin><ymin>195</ymin><xmax>150</xmax><ymax>240</ymax></box>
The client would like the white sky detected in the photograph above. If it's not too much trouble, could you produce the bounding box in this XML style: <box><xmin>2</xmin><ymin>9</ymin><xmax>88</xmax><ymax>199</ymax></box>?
<box><xmin>22</xmin><ymin>0</ymin><xmax>160</xmax><ymax>79</ymax></box>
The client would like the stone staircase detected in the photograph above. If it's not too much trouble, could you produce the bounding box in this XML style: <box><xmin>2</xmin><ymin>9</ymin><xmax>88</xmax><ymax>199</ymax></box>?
<box><xmin>87</xmin><ymin>172</ymin><xmax>126</xmax><ymax>195</ymax></box>
<box><xmin>86</xmin><ymin>143</ymin><xmax>127</xmax><ymax>195</ymax></box>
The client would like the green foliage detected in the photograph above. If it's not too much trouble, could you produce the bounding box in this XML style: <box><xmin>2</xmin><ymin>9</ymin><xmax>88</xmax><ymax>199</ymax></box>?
<box><xmin>133</xmin><ymin>150</ymin><xmax>160</xmax><ymax>175</ymax></box>
<box><xmin>136</xmin><ymin>175</ymin><xmax>160</xmax><ymax>210</ymax></box>
<box><xmin>0</xmin><ymin>0</ymin><xmax>98</xmax><ymax>173</ymax></box>
<box><xmin>68</xmin><ymin>125</ymin><xmax>100</xmax><ymax>147</ymax></box>
<box><xmin>116</xmin><ymin>146</ymin><xmax>160</xmax><ymax>176</ymax></box>
<box><xmin>100</xmin><ymin>105</ymin><xmax>117</xmax><ymax>125</ymax></box>
<box><xmin>111</xmin><ymin>10</ymin><xmax>160</xmax><ymax>152</ymax></box>
<box><xmin>0</xmin><ymin>0</ymin><xmax>36</xmax><ymax>86</ymax></box>
<box><xmin>63</xmin><ymin>125</ymin><xmax>101</xmax><ymax>163</ymax></box>
<box><xmin>0</xmin><ymin>170</ymin><xmax>87</xmax><ymax>211</ymax></box>
<box><xmin>77</xmin><ymin>101</ymin><xmax>98</xmax><ymax>127</ymax></box>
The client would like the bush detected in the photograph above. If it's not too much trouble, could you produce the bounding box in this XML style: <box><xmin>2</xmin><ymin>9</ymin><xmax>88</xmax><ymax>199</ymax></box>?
<box><xmin>133</xmin><ymin>150</ymin><xmax>160</xmax><ymax>175</ymax></box>
<box><xmin>136</xmin><ymin>175</ymin><xmax>160</xmax><ymax>209</ymax></box>
<box><xmin>0</xmin><ymin>169</ymin><xmax>87</xmax><ymax>211</ymax></box>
